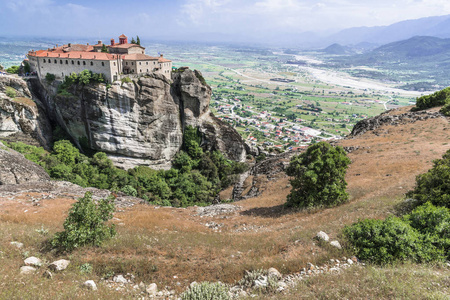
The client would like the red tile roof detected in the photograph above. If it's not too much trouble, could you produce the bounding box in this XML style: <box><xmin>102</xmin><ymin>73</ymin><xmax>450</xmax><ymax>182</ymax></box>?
<box><xmin>119</xmin><ymin>34</ymin><xmax>127</xmax><ymax>38</ymax></box>
<box><xmin>110</xmin><ymin>43</ymin><xmax>143</xmax><ymax>49</ymax></box>
<box><xmin>28</xmin><ymin>50</ymin><xmax>119</xmax><ymax>61</ymax></box>
<box><xmin>123</xmin><ymin>53</ymin><xmax>159</xmax><ymax>61</ymax></box>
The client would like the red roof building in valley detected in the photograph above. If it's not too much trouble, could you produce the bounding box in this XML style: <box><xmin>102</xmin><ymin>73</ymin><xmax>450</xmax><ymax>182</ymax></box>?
<box><xmin>27</xmin><ymin>34</ymin><xmax>172</xmax><ymax>83</ymax></box>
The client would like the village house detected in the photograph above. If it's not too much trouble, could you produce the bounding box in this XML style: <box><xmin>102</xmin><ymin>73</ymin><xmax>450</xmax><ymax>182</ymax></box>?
<box><xmin>27</xmin><ymin>34</ymin><xmax>172</xmax><ymax>83</ymax></box>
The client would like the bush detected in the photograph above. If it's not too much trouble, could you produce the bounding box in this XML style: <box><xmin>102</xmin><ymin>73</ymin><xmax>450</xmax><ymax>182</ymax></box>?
<box><xmin>343</xmin><ymin>216</ymin><xmax>437</xmax><ymax>264</ymax></box>
<box><xmin>121</xmin><ymin>185</ymin><xmax>137</xmax><ymax>197</ymax></box>
<box><xmin>440</xmin><ymin>102</ymin><xmax>450</xmax><ymax>116</ymax></box>
<box><xmin>6</xmin><ymin>65</ymin><xmax>19</xmax><ymax>74</ymax></box>
<box><xmin>5</xmin><ymin>87</ymin><xmax>16</xmax><ymax>98</ymax></box>
<box><xmin>285</xmin><ymin>142</ymin><xmax>351</xmax><ymax>208</ymax></box>
<box><xmin>406</xmin><ymin>149</ymin><xmax>450</xmax><ymax>208</ymax></box>
<box><xmin>51</xmin><ymin>192</ymin><xmax>116</xmax><ymax>251</ymax></box>
<box><xmin>181</xmin><ymin>282</ymin><xmax>230</xmax><ymax>300</ymax></box>
<box><xmin>404</xmin><ymin>202</ymin><xmax>450</xmax><ymax>258</ymax></box>
<box><xmin>415</xmin><ymin>87</ymin><xmax>450</xmax><ymax>110</ymax></box>
<box><xmin>45</xmin><ymin>73</ymin><xmax>56</xmax><ymax>83</ymax></box>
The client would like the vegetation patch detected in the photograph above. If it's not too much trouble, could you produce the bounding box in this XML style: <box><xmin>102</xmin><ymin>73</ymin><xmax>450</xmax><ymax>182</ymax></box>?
<box><xmin>414</xmin><ymin>86</ymin><xmax>450</xmax><ymax>110</ymax></box>
<box><xmin>285</xmin><ymin>142</ymin><xmax>351</xmax><ymax>208</ymax></box>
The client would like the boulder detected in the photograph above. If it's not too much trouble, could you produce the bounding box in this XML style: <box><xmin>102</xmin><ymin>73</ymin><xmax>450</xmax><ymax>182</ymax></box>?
<box><xmin>10</xmin><ymin>241</ymin><xmax>23</xmax><ymax>248</ymax></box>
<box><xmin>48</xmin><ymin>259</ymin><xmax>70</xmax><ymax>271</ymax></box>
<box><xmin>330</xmin><ymin>240</ymin><xmax>342</xmax><ymax>249</ymax></box>
<box><xmin>24</xmin><ymin>256</ymin><xmax>42</xmax><ymax>267</ymax></box>
<box><xmin>20</xmin><ymin>266</ymin><xmax>36</xmax><ymax>274</ymax></box>
<box><xmin>315</xmin><ymin>231</ymin><xmax>329</xmax><ymax>242</ymax></box>
<box><xmin>113</xmin><ymin>274</ymin><xmax>128</xmax><ymax>284</ymax></box>
<box><xmin>0</xmin><ymin>147</ymin><xmax>50</xmax><ymax>185</ymax></box>
<box><xmin>267</xmin><ymin>267</ymin><xmax>282</xmax><ymax>280</ymax></box>
<box><xmin>83</xmin><ymin>280</ymin><xmax>97</xmax><ymax>291</ymax></box>
<box><xmin>146</xmin><ymin>283</ymin><xmax>157</xmax><ymax>296</ymax></box>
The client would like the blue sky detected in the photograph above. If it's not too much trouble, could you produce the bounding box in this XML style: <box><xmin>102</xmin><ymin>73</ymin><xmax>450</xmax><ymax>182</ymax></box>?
<box><xmin>1</xmin><ymin>0</ymin><xmax>450</xmax><ymax>41</ymax></box>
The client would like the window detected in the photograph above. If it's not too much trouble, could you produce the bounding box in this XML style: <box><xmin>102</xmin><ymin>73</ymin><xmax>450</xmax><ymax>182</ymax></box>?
<box><xmin>113</xmin><ymin>62</ymin><xmax>116</xmax><ymax>66</ymax></box>
<box><xmin>65</xmin><ymin>60</ymin><xmax>68</xmax><ymax>64</ymax></box>
<box><xmin>132</xmin><ymin>62</ymin><xmax>134</xmax><ymax>65</ymax></box>
<box><xmin>43</xmin><ymin>59</ymin><xmax>46</xmax><ymax>63</ymax></box>
<box><xmin>48</xmin><ymin>60</ymin><xmax>51</xmax><ymax>63</ymax></box>
<box><xmin>72</xmin><ymin>60</ymin><xmax>74</xmax><ymax>64</ymax></box>
<box><xmin>139</xmin><ymin>62</ymin><xmax>141</xmax><ymax>65</ymax></box>
<box><xmin>102</xmin><ymin>62</ymin><xmax>104</xmax><ymax>66</ymax></box>
<box><xmin>83</xmin><ymin>61</ymin><xmax>86</xmax><ymax>65</ymax></box>
<box><xmin>146</xmin><ymin>62</ymin><xmax>148</xmax><ymax>65</ymax></box>
<box><xmin>126</xmin><ymin>62</ymin><xmax>128</xmax><ymax>65</ymax></box>
<box><xmin>140</xmin><ymin>69</ymin><xmax>142</xmax><ymax>72</ymax></box>
<box><xmin>90</xmin><ymin>61</ymin><xmax>93</xmax><ymax>66</ymax></box>
<box><xmin>60</xmin><ymin>60</ymin><xmax>62</xmax><ymax>64</ymax></box>
<box><xmin>78</xmin><ymin>61</ymin><xmax>80</xmax><ymax>65</ymax></box>
<box><xmin>54</xmin><ymin>59</ymin><xmax>57</xmax><ymax>63</ymax></box>
<box><xmin>147</xmin><ymin>69</ymin><xmax>148</xmax><ymax>72</ymax></box>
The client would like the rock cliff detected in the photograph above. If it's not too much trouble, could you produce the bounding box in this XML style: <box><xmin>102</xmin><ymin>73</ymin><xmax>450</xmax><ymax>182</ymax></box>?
<box><xmin>28</xmin><ymin>69</ymin><xmax>247</xmax><ymax>169</ymax></box>
<box><xmin>0</xmin><ymin>146</ymin><xmax>50</xmax><ymax>185</ymax></box>
<box><xmin>0</xmin><ymin>75</ymin><xmax>52</xmax><ymax>148</ymax></box>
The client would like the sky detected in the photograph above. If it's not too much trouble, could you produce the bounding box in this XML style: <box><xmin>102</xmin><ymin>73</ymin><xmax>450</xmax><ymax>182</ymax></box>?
<box><xmin>1</xmin><ymin>0</ymin><xmax>450</xmax><ymax>42</ymax></box>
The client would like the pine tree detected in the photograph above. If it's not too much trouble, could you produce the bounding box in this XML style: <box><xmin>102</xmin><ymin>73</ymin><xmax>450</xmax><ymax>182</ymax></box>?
<box><xmin>131</xmin><ymin>37</ymin><xmax>137</xmax><ymax>44</ymax></box>
<box><xmin>136</xmin><ymin>35</ymin><xmax>141</xmax><ymax>46</ymax></box>
<box><xmin>101</xmin><ymin>44</ymin><xmax>108</xmax><ymax>53</ymax></box>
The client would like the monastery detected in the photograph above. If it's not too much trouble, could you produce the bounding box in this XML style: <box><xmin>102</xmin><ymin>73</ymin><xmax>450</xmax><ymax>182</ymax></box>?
<box><xmin>27</xmin><ymin>34</ymin><xmax>172</xmax><ymax>83</ymax></box>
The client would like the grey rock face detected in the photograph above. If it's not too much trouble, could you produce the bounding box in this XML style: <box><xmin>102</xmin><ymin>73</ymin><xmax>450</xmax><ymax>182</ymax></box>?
<box><xmin>0</xmin><ymin>75</ymin><xmax>52</xmax><ymax>148</ymax></box>
<box><xmin>349</xmin><ymin>109</ymin><xmax>443</xmax><ymax>137</ymax></box>
<box><xmin>31</xmin><ymin>69</ymin><xmax>247</xmax><ymax>169</ymax></box>
<box><xmin>0</xmin><ymin>147</ymin><xmax>50</xmax><ymax>185</ymax></box>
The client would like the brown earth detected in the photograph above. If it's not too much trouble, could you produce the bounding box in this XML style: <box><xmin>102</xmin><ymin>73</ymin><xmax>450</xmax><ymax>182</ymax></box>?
<box><xmin>0</xmin><ymin>106</ymin><xmax>448</xmax><ymax>298</ymax></box>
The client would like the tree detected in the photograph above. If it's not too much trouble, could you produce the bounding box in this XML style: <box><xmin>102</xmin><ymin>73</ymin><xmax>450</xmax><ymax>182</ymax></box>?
<box><xmin>101</xmin><ymin>44</ymin><xmax>108</xmax><ymax>53</ymax></box>
<box><xmin>136</xmin><ymin>35</ymin><xmax>141</xmax><ymax>46</ymax></box>
<box><xmin>51</xmin><ymin>192</ymin><xmax>116</xmax><ymax>251</ymax></box>
<box><xmin>6</xmin><ymin>65</ymin><xmax>19</xmax><ymax>74</ymax></box>
<box><xmin>131</xmin><ymin>37</ymin><xmax>136</xmax><ymax>44</ymax></box>
<box><xmin>407</xmin><ymin>149</ymin><xmax>450</xmax><ymax>208</ymax></box>
<box><xmin>285</xmin><ymin>142</ymin><xmax>351</xmax><ymax>208</ymax></box>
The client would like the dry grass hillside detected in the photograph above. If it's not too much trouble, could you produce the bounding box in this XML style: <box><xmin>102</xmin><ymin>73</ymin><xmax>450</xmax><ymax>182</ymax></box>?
<box><xmin>0</xmin><ymin>106</ymin><xmax>449</xmax><ymax>299</ymax></box>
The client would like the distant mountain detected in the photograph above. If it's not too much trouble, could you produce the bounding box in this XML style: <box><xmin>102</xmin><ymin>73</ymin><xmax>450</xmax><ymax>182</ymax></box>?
<box><xmin>327</xmin><ymin>14</ymin><xmax>450</xmax><ymax>47</ymax></box>
<box><xmin>372</xmin><ymin>36</ymin><xmax>450</xmax><ymax>58</ymax></box>
<box><xmin>321</xmin><ymin>43</ymin><xmax>354</xmax><ymax>55</ymax></box>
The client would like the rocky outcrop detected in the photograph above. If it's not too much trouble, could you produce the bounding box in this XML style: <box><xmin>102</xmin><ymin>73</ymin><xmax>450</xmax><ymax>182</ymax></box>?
<box><xmin>0</xmin><ymin>75</ymin><xmax>52</xmax><ymax>148</ymax></box>
<box><xmin>349</xmin><ymin>109</ymin><xmax>443</xmax><ymax>137</ymax></box>
<box><xmin>29</xmin><ymin>69</ymin><xmax>247</xmax><ymax>169</ymax></box>
<box><xmin>0</xmin><ymin>146</ymin><xmax>50</xmax><ymax>185</ymax></box>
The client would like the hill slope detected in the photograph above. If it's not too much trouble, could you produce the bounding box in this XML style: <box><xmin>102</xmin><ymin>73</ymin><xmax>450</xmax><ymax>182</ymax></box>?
<box><xmin>0</xmin><ymin>106</ymin><xmax>449</xmax><ymax>298</ymax></box>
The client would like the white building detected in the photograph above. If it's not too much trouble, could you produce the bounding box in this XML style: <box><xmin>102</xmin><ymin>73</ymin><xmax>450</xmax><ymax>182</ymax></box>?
<box><xmin>27</xmin><ymin>34</ymin><xmax>172</xmax><ymax>83</ymax></box>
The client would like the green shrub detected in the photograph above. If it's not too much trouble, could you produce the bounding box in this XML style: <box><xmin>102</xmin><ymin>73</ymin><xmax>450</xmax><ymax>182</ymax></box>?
<box><xmin>404</xmin><ymin>202</ymin><xmax>450</xmax><ymax>259</ymax></box>
<box><xmin>121</xmin><ymin>185</ymin><xmax>137</xmax><ymax>197</ymax></box>
<box><xmin>440</xmin><ymin>102</ymin><xmax>450</xmax><ymax>116</ymax></box>
<box><xmin>6</xmin><ymin>65</ymin><xmax>19</xmax><ymax>74</ymax></box>
<box><xmin>285</xmin><ymin>142</ymin><xmax>351</xmax><ymax>208</ymax></box>
<box><xmin>45</xmin><ymin>73</ymin><xmax>56</xmax><ymax>83</ymax></box>
<box><xmin>51</xmin><ymin>192</ymin><xmax>116</xmax><ymax>251</ymax></box>
<box><xmin>343</xmin><ymin>216</ymin><xmax>437</xmax><ymax>265</ymax></box>
<box><xmin>181</xmin><ymin>282</ymin><xmax>230</xmax><ymax>300</ymax></box>
<box><xmin>121</xmin><ymin>77</ymin><xmax>132</xmax><ymax>85</ymax></box>
<box><xmin>79</xmin><ymin>263</ymin><xmax>93</xmax><ymax>274</ymax></box>
<box><xmin>5</xmin><ymin>86</ymin><xmax>16</xmax><ymax>98</ymax></box>
<box><xmin>238</xmin><ymin>269</ymin><xmax>279</xmax><ymax>293</ymax></box>
<box><xmin>415</xmin><ymin>87</ymin><xmax>450</xmax><ymax>110</ymax></box>
<box><xmin>407</xmin><ymin>149</ymin><xmax>450</xmax><ymax>208</ymax></box>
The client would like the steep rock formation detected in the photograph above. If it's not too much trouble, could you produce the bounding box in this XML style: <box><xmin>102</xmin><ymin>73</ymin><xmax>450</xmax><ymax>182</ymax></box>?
<box><xmin>29</xmin><ymin>69</ymin><xmax>247</xmax><ymax>169</ymax></box>
<box><xmin>0</xmin><ymin>146</ymin><xmax>50</xmax><ymax>185</ymax></box>
<box><xmin>0</xmin><ymin>76</ymin><xmax>52</xmax><ymax>147</ymax></box>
